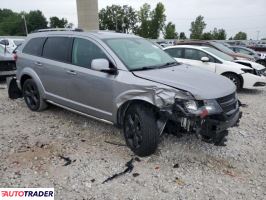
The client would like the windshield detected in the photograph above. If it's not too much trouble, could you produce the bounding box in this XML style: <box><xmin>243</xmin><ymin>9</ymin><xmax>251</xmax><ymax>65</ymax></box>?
<box><xmin>14</xmin><ymin>40</ymin><xmax>24</xmax><ymax>46</ymax></box>
<box><xmin>205</xmin><ymin>47</ymin><xmax>234</xmax><ymax>61</ymax></box>
<box><xmin>104</xmin><ymin>38</ymin><xmax>177</xmax><ymax>71</ymax></box>
<box><xmin>210</xmin><ymin>42</ymin><xmax>235</xmax><ymax>54</ymax></box>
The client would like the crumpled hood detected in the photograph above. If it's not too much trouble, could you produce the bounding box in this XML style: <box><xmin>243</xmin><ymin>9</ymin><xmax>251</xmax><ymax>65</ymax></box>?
<box><xmin>133</xmin><ymin>64</ymin><xmax>236</xmax><ymax>100</ymax></box>
<box><xmin>234</xmin><ymin>60</ymin><xmax>265</xmax><ymax>70</ymax></box>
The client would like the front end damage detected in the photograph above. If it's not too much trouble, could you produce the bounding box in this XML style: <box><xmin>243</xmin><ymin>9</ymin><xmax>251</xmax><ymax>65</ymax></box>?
<box><xmin>159</xmin><ymin>92</ymin><xmax>242</xmax><ymax>146</ymax></box>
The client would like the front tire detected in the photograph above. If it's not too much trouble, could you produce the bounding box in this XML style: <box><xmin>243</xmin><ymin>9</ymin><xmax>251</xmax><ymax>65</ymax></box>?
<box><xmin>223</xmin><ymin>73</ymin><xmax>242</xmax><ymax>90</ymax></box>
<box><xmin>123</xmin><ymin>104</ymin><xmax>159</xmax><ymax>157</ymax></box>
<box><xmin>22</xmin><ymin>79</ymin><xmax>47</xmax><ymax>111</ymax></box>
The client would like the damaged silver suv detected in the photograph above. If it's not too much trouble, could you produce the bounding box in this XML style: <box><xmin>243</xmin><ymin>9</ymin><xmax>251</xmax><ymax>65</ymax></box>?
<box><xmin>14</xmin><ymin>29</ymin><xmax>241</xmax><ymax>156</ymax></box>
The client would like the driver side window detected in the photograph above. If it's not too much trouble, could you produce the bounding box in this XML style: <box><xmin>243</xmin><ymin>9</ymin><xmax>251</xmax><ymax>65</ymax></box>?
<box><xmin>72</xmin><ymin>38</ymin><xmax>108</xmax><ymax>68</ymax></box>
<box><xmin>184</xmin><ymin>49</ymin><xmax>215</xmax><ymax>62</ymax></box>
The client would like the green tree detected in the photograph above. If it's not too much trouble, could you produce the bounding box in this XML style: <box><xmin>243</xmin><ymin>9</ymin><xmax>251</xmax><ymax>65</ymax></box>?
<box><xmin>122</xmin><ymin>5</ymin><xmax>138</xmax><ymax>33</ymax></box>
<box><xmin>149</xmin><ymin>2</ymin><xmax>166</xmax><ymax>39</ymax></box>
<box><xmin>99</xmin><ymin>5</ymin><xmax>137</xmax><ymax>33</ymax></box>
<box><xmin>190</xmin><ymin>15</ymin><xmax>206</xmax><ymax>39</ymax></box>
<box><xmin>137</xmin><ymin>3</ymin><xmax>151</xmax><ymax>38</ymax></box>
<box><xmin>163</xmin><ymin>22</ymin><xmax>178</xmax><ymax>39</ymax></box>
<box><xmin>234</xmin><ymin>32</ymin><xmax>247</xmax><ymax>40</ymax></box>
<box><xmin>201</xmin><ymin>32</ymin><xmax>213</xmax><ymax>40</ymax></box>
<box><xmin>26</xmin><ymin>10</ymin><xmax>48</xmax><ymax>33</ymax></box>
<box><xmin>0</xmin><ymin>9</ymin><xmax>25</xmax><ymax>36</ymax></box>
<box><xmin>212</xmin><ymin>28</ymin><xmax>226</xmax><ymax>40</ymax></box>
<box><xmin>49</xmin><ymin>16</ymin><xmax>68</xmax><ymax>28</ymax></box>
<box><xmin>179</xmin><ymin>32</ymin><xmax>187</xmax><ymax>40</ymax></box>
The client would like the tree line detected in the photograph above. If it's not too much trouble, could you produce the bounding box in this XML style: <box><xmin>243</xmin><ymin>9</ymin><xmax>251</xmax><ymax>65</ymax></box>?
<box><xmin>1</xmin><ymin>4</ymin><xmax>249</xmax><ymax>40</ymax></box>
<box><xmin>0</xmin><ymin>9</ymin><xmax>72</xmax><ymax>36</ymax></box>
<box><xmin>99</xmin><ymin>4</ymin><xmax>248</xmax><ymax>40</ymax></box>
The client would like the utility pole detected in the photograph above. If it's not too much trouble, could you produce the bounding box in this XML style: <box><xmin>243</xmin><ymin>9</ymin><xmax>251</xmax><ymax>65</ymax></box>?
<box><xmin>22</xmin><ymin>15</ymin><xmax>28</xmax><ymax>35</ymax></box>
<box><xmin>256</xmin><ymin>31</ymin><xmax>260</xmax><ymax>41</ymax></box>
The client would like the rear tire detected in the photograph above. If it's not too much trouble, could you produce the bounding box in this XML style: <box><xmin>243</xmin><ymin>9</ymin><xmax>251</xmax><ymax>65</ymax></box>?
<box><xmin>223</xmin><ymin>73</ymin><xmax>242</xmax><ymax>90</ymax></box>
<box><xmin>22</xmin><ymin>79</ymin><xmax>47</xmax><ymax>111</ymax></box>
<box><xmin>123</xmin><ymin>104</ymin><xmax>159</xmax><ymax>157</ymax></box>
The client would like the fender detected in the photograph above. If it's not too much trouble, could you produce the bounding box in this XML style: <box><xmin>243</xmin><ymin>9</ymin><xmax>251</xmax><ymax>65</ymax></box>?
<box><xmin>18</xmin><ymin>67</ymin><xmax>47</xmax><ymax>99</ymax></box>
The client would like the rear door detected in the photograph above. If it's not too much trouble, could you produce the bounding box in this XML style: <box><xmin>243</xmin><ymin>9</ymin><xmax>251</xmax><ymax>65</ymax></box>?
<box><xmin>40</xmin><ymin>36</ymin><xmax>73</xmax><ymax>103</ymax></box>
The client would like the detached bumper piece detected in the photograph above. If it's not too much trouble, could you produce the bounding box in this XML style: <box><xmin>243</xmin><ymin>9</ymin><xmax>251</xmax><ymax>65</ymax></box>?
<box><xmin>199</xmin><ymin>110</ymin><xmax>242</xmax><ymax>146</ymax></box>
<box><xmin>6</xmin><ymin>77</ymin><xmax>22</xmax><ymax>99</ymax></box>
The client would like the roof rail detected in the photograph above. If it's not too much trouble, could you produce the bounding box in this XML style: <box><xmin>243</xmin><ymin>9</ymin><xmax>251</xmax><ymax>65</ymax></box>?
<box><xmin>32</xmin><ymin>28</ymin><xmax>84</xmax><ymax>33</ymax></box>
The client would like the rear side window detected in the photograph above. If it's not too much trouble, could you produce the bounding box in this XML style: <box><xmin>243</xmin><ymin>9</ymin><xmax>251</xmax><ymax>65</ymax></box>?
<box><xmin>23</xmin><ymin>37</ymin><xmax>46</xmax><ymax>56</ymax></box>
<box><xmin>72</xmin><ymin>38</ymin><xmax>107</xmax><ymax>68</ymax></box>
<box><xmin>42</xmin><ymin>37</ymin><xmax>72</xmax><ymax>63</ymax></box>
<box><xmin>165</xmin><ymin>48</ymin><xmax>183</xmax><ymax>58</ymax></box>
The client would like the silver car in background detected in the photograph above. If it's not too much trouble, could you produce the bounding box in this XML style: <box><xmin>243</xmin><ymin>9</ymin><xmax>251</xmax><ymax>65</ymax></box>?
<box><xmin>0</xmin><ymin>45</ymin><xmax>16</xmax><ymax>78</ymax></box>
<box><xmin>14</xmin><ymin>29</ymin><xmax>241</xmax><ymax>156</ymax></box>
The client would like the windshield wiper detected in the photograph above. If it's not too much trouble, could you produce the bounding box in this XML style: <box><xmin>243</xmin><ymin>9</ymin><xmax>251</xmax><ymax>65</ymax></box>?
<box><xmin>130</xmin><ymin>66</ymin><xmax>158</xmax><ymax>71</ymax></box>
<box><xmin>130</xmin><ymin>62</ymin><xmax>178</xmax><ymax>72</ymax></box>
<box><xmin>158</xmin><ymin>61</ymin><xmax>178</xmax><ymax>68</ymax></box>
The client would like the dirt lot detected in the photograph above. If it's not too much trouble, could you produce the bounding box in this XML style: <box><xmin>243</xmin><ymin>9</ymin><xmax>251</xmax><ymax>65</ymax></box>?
<box><xmin>0</xmin><ymin>80</ymin><xmax>265</xmax><ymax>200</ymax></box>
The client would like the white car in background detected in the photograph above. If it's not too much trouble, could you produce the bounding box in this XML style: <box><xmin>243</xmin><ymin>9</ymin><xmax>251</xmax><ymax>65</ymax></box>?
<box><xmin>164</xmin><ymin>45</ymin><xmax>266</xmax><ymax>90</ymax></box>
<box><xmin>0</xmin><ymin>45</ymin><xmax>16</xmax><ymax>78</ymax></box>
<box><xmin>0</xmin><ymin>38</ymin><xmax>25</xmax><ymax>52</ymax></box>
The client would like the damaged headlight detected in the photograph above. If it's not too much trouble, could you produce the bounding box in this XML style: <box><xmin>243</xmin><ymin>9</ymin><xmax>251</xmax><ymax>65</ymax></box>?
<box><xmin>184</xmin><ymin>100</ymin><xmax>198</xmax><ymax>112</ymax></box>
<box><xmin>203</xmin><ymin>99</ymin><xmax>222</xmax><ymax>114</ymax></box>
<box><xmin>182</xmin><ymin>99</ymin><xmax>222</xmax><ymax>117</ymax></box>
<box><xmin>241</xmin><ymin>68</ymin><xmax>255</xmax><ymax>74</ymax></box>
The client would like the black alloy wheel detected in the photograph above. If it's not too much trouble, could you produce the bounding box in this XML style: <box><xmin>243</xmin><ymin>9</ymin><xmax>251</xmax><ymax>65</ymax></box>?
<box><xmin>124</xmin><ymin>111</ymin><xmax>143</xmax><ymax>150</ymax></box>
<box><xmin>123</xmin><ymin>104</ymin><xmax>159</xmax><ymax>157</ymax></box>
<box><xmin>23</xmin><ymin>79</ymin><xmax>41</xmax><ymax>111</ymax></box>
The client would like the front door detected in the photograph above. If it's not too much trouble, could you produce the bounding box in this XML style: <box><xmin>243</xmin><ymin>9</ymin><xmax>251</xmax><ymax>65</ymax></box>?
<box><xmin>65</xmin><ymin>37</ymin><xmax>115</xmax><ymax>121</ymax></box>
<box><xmin>181</xmin><ymin>48</ymin><xmax>216</xmax><ymax>72</ymax></box>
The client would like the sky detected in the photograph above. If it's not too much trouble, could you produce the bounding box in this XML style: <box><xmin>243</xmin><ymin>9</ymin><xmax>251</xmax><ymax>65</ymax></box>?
<box><xmin>1</xmin><ymin>0</ymin><xmax>266</xmax><ymax>39</ymax></box>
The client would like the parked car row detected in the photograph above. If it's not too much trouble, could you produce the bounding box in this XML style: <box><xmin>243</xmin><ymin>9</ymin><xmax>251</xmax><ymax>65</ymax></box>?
<box><xmin>0</xmin><ymin>38</ymin><xmax>25</xmax><ymax>52</ymax></box>
<box><xmin>0</xmin><ymin>45</ymin><xmax>16</xmax><ymax>78</ymax></box>
<box><xmin>164</xmin><ymin>45</ymin><xmax>266</xmax><ymax>90</ymax></box>
<box><xmin>229</xmin><ymin>46</ymin><xmax>266</xmax><ymax>66</ymax></box>
<box><xmin>7</xmin><ymin>29</ymin><xmax>242</xmax><ymax>157</ymax></box>
<box><xmin>0</xmin><ymin>37</ymin><xmax>24</xmax><ymax>79</ymax></box>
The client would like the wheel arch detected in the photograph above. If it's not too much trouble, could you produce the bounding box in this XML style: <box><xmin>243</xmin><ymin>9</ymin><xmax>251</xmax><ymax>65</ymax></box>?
<box><xmin>221</xmin><ymin>71</ymin><xmax>244</xmax><ymax>88</ymax></box>
<box><xmin>116</xmin><ymin>99</ymin><xmax>159</xmax><ymax>127</ymax></box>
<box><xmin>19</xmin><ymin>68</ymin><xmax>46</xmax><ymax>99</ymax></box>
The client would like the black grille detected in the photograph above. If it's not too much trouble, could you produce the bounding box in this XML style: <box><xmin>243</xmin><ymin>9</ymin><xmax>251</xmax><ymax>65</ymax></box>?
<box><xmin>217</xmin><ymin>93</ymin><xmax>238</xmax><ymax>115</ymax></box>
<box><xmin>0</xmin><ymin>61</ymin><xmax>16</xmax><ymax>71</ymax></box>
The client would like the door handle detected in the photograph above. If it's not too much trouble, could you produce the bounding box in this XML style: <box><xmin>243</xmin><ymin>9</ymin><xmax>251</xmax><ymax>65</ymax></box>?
<box><xmin>34</xmin><ymin>62</ymin><xmax>42</xmax><ymax>67</ymax></box>
<box><xmin>66</xmin><ymin>70</ymin><xmax>77</xmax><ymax>75</ymax></box>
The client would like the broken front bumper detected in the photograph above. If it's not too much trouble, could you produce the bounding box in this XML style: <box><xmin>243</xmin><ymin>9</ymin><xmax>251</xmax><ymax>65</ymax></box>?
<box><xmin>198</xmin><ymin>109</ymin><xmax>242</xmax><ymax>145</ymax></box>
<box><xmin>160</xmin><ymin>102</ymin><xmax>242</xmax><ymax>145</ymax></box>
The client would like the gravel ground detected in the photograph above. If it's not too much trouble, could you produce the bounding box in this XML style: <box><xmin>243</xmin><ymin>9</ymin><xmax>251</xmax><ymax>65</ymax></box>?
<box><xmin>0</xmin><ymin>80</ymin><xmax>265</xmax><ymax>200</ymax></box>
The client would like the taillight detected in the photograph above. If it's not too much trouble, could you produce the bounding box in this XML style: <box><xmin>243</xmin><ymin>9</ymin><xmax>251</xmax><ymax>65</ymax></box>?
<box><xmin>13</xmin><ymin>53</ymin><xmax>17</xmax><ymax>62</ymax></box>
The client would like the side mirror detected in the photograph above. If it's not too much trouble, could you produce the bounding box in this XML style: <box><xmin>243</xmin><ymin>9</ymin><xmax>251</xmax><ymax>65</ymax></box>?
<box><xmin>91</xmin><ymin>58</ymin><xmax>117</xmax><ymax>74</ymax></box>
<box><xmin>201</xmin><ymin>57</ymin><xmax>209</xmax><ymax>62</ymax></box>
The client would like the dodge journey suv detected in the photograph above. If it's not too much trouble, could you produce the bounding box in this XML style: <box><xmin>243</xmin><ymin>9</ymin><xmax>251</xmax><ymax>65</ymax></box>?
<box><xmin>14</xmin><ymin>29</ymin><xmax>241</xmax><ymax>156</ymax></box>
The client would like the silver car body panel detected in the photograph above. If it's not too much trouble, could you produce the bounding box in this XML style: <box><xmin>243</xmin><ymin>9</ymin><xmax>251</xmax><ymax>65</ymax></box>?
<box><xmin>16</xmin><ymin>31</ymin><xmax>236</xmax><ymax>124</ymax></box>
